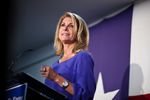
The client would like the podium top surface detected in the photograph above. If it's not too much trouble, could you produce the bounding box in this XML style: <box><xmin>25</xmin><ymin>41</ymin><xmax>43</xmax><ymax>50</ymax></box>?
<box><xmin>12</xmin><ymin>72</ymin><xmax>67</xmax><ymax>100</ymax></box>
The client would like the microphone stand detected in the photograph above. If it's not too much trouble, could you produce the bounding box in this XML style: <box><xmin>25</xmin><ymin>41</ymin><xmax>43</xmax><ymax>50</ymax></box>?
<box><xmin>6</xmin><ymin>49</ymin><xmax>33</xmax><ymax>87</ymax></box>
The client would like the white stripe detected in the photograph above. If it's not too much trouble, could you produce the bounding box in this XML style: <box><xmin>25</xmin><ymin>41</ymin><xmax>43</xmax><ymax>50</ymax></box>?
<box><xmin>129</xmin><ymin>0</ymin><xmax>150</xmax><ymax>96</ymax></box>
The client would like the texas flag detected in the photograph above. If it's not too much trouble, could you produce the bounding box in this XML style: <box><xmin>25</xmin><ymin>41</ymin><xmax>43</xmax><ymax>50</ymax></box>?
<box><xmin>89</xmin><ymin>1</ymin><xmax>150</xmax><ymax>100</ymax></box>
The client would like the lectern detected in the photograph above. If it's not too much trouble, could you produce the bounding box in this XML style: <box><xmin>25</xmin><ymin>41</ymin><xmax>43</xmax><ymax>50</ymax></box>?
<box><xmin>6</xmin><ymin>72</ymin><xmax>67</xmax><ymax>100</ymax></box>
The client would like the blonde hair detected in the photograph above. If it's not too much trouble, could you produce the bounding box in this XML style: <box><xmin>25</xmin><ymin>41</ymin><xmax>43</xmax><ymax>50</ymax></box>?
<box><xmin>54</xmin><ymin>12</ymin><xmax>89</xmax><ymax>56</ymax></box>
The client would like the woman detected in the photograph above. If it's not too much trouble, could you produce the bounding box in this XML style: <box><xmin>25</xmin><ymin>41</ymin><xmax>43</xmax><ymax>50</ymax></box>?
<box><xmin>41</xmin><ymin>12</ymin><xmax>96</xmax><ymax>100</ymax></box>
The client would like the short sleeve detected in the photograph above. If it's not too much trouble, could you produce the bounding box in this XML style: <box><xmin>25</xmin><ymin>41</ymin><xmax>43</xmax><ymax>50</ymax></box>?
<box><xmin>72</xmin><ymin>52</ymin><xmax>96</xmax><ymax>100</ymax></box>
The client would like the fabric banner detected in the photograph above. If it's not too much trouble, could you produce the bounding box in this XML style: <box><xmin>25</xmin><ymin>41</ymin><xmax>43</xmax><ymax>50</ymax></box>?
<box><xmin>89</xmin><ymin>5</ymin><xmax>133</xmax><ymax>100</ymax></box>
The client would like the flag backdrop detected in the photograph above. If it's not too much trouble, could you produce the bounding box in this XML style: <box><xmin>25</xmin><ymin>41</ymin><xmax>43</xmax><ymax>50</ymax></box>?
<box><xmin>89</xmin><ymin>1</ymin><xmax>150</xmax><ymax>100</ymax></box>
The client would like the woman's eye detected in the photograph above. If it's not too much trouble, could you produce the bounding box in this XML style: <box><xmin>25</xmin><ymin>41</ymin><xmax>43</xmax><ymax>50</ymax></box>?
<box><xmin>60</xmin><ymin>24</ymin><xmax>65</xmax><ymax>27</ymax></box>
<box><xmin>68</xmin><ymin>24</ymin><xmax>74</xmax><ymax>28</ymax></box>
<box><xmin>60</xmin><ymin>23</ymin><xmax>74</xmax><ymax>29</ymax></box>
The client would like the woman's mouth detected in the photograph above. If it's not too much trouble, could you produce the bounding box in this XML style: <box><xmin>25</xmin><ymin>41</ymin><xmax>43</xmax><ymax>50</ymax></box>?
<box><xmin>62</xmin><ymin>33</ymin><xmax>70</xmax><ymax>36</ymax></box>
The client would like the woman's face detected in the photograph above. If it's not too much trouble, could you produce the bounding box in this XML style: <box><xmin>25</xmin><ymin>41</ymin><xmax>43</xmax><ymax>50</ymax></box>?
<box><xmin>58</xmin><ymin>17</ymin><xmax>77</xmax><ymax>44</ymax></box>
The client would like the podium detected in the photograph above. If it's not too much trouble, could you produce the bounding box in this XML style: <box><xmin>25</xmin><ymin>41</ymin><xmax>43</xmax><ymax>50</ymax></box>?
<box><xmin>6</xmin><ymin>72</ymin><xmax>67</xmax><ymax>100</ymax></box>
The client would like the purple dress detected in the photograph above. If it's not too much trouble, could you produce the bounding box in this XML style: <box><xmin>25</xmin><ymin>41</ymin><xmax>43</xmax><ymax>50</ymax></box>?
<box><xmin>45</xmin><ymin>51</ymin><xmax>96</xmax><ymax>100</ymax></box>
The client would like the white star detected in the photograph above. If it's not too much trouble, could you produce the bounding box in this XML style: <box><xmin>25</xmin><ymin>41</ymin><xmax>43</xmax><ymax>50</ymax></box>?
<box><xmin>93</xmin><ymin>72</ymin><xmax>119</xmax><ymax>100</ymax></box>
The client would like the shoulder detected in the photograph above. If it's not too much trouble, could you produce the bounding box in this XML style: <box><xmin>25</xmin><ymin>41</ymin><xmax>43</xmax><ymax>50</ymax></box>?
<box><xmin>77</xmin><ymin>50</ymin><xmax>94</xmax><ymax>60</ymax></box>
<box><xmin>76</xmin><ymin>50</ymin><xmax>94</xmax><ymax>69</ymax></box>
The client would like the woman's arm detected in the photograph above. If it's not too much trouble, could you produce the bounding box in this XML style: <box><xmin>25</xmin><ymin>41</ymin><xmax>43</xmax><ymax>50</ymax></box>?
<box><xmin>40</xmin><ymin>65</ymin><xmax>74</xmax><ymax>95</ymax></box>
<box><xmin>54</xmin><ymin>73</ymin><xmax>74</xmax><ymax>95</ymax></box>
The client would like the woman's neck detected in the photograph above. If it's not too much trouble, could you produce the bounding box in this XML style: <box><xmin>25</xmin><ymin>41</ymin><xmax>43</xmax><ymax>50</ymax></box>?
<box><xmin>63</xmin><ymin>43</ymin><xmax>75</xmax><ymax>56</ymax></box>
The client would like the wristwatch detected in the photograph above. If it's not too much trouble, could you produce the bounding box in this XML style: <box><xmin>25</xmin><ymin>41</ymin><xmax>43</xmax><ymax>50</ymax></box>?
<box><xmin>62</xmin><ymin>80</ymin><xmax>69</xmax><ymax>89</ymax></box>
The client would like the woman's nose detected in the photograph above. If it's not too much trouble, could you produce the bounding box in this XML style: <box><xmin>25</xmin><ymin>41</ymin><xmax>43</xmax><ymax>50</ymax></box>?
<box><xmin>64</xmin><ymin>26</ymin><xmax>68</xmax><ymax>31</ymax></box>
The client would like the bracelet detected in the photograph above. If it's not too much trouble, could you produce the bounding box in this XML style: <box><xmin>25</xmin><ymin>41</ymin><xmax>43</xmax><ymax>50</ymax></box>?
<box><xmin>54</xmin><ymin>74</ymin><xmax>59</xmax><ymax>82</ymax></box>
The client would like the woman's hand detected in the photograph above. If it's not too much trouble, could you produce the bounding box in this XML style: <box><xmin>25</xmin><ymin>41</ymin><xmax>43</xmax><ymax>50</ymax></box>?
<box><xmin>40</xmin><ymin>65</ymin><xmax>57</xmax><ymax>81</ymax></box>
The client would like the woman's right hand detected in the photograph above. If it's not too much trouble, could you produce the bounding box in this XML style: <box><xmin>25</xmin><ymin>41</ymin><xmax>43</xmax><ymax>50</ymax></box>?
<box><xmin>40</xmin><ymin>65</ymin><xmax>57</xmax><ymax>81</ymax></box>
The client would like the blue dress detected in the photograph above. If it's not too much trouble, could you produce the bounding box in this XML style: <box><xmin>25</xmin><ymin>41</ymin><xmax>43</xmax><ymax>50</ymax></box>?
<box><xmin>45</xmin><ymin>51</ymin><xmax>96</xmax><ymax>100</ymax></box>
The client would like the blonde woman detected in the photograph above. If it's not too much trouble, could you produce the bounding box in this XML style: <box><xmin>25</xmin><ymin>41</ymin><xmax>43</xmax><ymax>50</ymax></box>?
<box><xmin>41</xmin><ymin>12</ymin><xmax>96</xmax><ymax>100</ymax></box>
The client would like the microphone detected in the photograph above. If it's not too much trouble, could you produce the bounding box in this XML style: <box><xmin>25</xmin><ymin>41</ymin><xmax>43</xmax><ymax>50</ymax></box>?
<box><xmin>7</xmin><ymin>49</ymin><xmax>34</xmax><ymax>79</ymax></box>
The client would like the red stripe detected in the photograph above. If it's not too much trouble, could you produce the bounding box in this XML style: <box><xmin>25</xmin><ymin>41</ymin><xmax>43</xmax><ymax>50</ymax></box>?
<box><xmin>129</xmin><ymin>93</ymin><xmax>150</xmax><ymax>100</ymax></box>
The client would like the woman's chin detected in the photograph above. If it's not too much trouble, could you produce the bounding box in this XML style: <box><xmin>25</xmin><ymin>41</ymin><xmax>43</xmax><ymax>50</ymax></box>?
<box><xmin>62</xmin><ymin>39</ymin><xmax>74</xmax><ymax>44</ymax></box>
